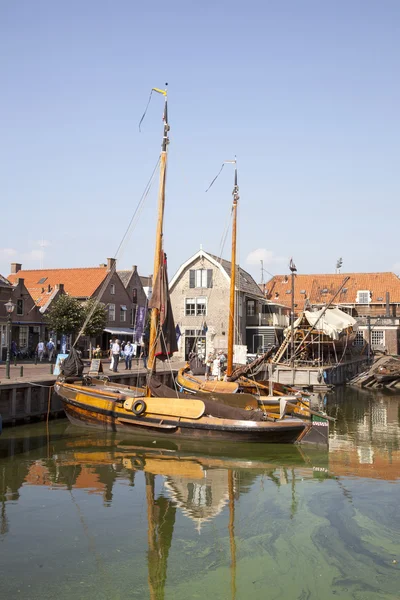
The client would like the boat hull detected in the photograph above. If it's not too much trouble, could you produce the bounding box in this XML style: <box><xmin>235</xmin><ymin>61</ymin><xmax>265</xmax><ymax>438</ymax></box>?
<box><xmin>55</xmin><ymin>383</ymin><xmax>309</xmax><ymax>444</ymax></box>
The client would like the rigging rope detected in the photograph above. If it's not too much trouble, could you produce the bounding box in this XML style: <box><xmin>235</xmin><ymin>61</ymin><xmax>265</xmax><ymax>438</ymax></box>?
<box><xmin>73</xmin><ymin>155</ymin><xmax>161</xmax><ymax>347</ymax></box>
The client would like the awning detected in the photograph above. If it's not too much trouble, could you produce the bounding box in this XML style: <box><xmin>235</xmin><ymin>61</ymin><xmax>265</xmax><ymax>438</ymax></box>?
<box><xmin>104</xmin><ymin>327</ymin><xmax>135</xmax><ymax>336</ymax></box>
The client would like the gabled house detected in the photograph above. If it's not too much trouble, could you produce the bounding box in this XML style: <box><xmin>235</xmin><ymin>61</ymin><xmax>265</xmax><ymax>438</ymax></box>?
<box><xmin>169</xmin><ymin>249</ymin><xmax>289</xmax><ymax>360</ymax></box>
<box><xmin>7</xmin><ymin>258</ymin><xmax>136</xmax><ymax>355</ymax></box>
<box><xmin>264</xmin><ymin>272</ymin><xmax>400</xmax><ymax>354</ymax></box>
<box><xmin>0</xmin><ymin>273</ymin><xmax>43</xmax><ymax>360</ymax></box>
<box><xmin>117</xmin><ymin>265</ymin><xmax>148</xmax><ymax>319</ymax></box>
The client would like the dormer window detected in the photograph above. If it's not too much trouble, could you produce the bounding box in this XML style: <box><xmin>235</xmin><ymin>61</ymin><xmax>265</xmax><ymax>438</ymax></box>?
<box><xmin>110</xmin><ymin>284</ymin><xmax>115</xmax><ymax>295</ymax></box>
<box><xmin>321</xmin><ymin>288</ymin><xmax>328</xmax><ymax>294</ymax></box>
<box><xmin>357</xmin><ymin>290</ymin><xmax>370</xmax><ymax>304</ymax></box>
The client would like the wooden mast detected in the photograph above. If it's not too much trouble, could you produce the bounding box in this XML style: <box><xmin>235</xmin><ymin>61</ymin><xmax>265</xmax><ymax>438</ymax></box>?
<box><xmin>148</xmin><ymin>86</ymin><xmax>169</xmax><ymax>375</ymax></box>
<box><xmin>227</xmin><ymin>163</ymin><xmax>239</xmax><ymax>378</ymax></box>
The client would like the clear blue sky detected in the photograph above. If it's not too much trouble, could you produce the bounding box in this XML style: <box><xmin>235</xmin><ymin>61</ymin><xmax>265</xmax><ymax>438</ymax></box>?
<box><xmin>1</xmin><ymin>0</ymin><xmax>400</xmax><ymax>283</ymax></box>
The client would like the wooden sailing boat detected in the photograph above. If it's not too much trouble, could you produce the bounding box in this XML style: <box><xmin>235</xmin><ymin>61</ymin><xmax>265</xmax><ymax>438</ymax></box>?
<box><xmin>54</xmin><ymin>86</ymin><xmax>326</xmax><ymax>445</ymax></box>
<box><xmin>175</xmin><ymin>164</ymin><xmax>315</xmax><ymax>418</ymax></box>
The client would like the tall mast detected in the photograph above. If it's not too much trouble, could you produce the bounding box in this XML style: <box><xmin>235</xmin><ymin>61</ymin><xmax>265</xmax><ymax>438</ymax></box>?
<box><xmin>148</xmin><ymin>85</ymin><xmax>169</xmax><ymax>374</ymax></box>
<box><xmin>227</xmin><ymin>163</ymin><xmax>239</xmax><ymax>378</ymax></box>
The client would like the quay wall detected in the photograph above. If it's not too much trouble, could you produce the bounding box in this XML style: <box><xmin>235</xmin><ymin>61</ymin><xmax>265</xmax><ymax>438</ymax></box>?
<box><xmin>0</xmin><ymin>371</ymin><xmax>174</xmax><ymax>426</ymax></box>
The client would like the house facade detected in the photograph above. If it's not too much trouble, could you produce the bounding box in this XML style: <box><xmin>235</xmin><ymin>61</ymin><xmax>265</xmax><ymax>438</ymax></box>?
<box><xmin>7</xmin><ymin>258</ymin><xmax>136</xmax><ymax>355</ymax></box>
<box><xmin>0</xmin><ymin>273</ymin><xmax>44</xmax><ymax>360</ymax></box>
<box><xmin>264</xmin><ymin>272</ymin><xmax>400</xmax><ymax>355</ymax></box>
<box><xmin>169</xmin><ymin>250</ymin><xmax>288</xmax><ymax>361</ymax></box>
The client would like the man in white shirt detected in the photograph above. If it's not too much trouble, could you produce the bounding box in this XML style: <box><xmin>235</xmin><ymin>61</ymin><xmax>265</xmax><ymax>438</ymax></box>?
<box><xmin>36</xmin><ymin>341</ymin><xmax>45</xmax><ymax>362</ymax></box>
<box><xmin>111</xmin><ymin>339</ymin><xmax>121</xmax><ymax>372</ymax></box>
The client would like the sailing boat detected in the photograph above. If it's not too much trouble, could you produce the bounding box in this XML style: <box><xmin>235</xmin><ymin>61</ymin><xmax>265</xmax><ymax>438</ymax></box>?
<box><xmin>175</xmin><ymin>164</ymin><xmax>316</xmax><ymax>418</ymax></box>
<box><xmin>54</xmin><ymin>86</ymin><xmax>325</xmax><ymax>444</ymax></box>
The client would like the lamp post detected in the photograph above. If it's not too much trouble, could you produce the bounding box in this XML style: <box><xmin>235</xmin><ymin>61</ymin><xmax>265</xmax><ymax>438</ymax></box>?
<box><xmin>5</xmin><ymin>299</ymin><xmax>15</xmax><ymax>379</ymax></box>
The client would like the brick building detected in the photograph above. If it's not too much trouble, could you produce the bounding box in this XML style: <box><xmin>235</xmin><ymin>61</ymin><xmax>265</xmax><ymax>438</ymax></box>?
<box><xmin>264</xmin><ymin>272</ymin><xmax>400</xmax><ymax>355</ymax></box>
<box><xmin>169</xmin><ymin>249</ymin><xmax>288</xmax><ymax>360</ymax></box>
<box><xmin>7</xmin><ymin>258</ymin><xmax>140</xmax><ymax>355</ymax></box>
<box><xmin>0</xmin><ymin>273</ymin><xmax>43</xmax><ymax>360</ymax></box>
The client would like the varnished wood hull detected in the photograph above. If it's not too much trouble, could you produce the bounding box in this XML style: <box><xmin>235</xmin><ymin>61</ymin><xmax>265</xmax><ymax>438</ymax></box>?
<box><xmin>176</xmin><ymin>368</ymin><xmax>311</xmax><ymax>418</ymax></box>
<box><xmin>55</xmin><ymin>382</ymin><xmax>309</xmax><ymax>444</ymax></box>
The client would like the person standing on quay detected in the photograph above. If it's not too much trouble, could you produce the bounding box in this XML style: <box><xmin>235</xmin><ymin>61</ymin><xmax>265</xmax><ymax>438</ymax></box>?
<box><xmin>36</xmin><ymin>340</ymin><xmax>45</xmax><ymax>362</ymax></box>
<box><xmin>112</xmin><ymin>339</ymin><xmax>121</xmax><ymax>372</ymax></box>
<box><xmin>46</xmin><ymin>339</ymin><xmax>55</xmax><ymax>362</ymax></box>
<box><xmin>124</xmin><ymin>341</ymin><xmax>134</xmax><ymax>370</ymax></box>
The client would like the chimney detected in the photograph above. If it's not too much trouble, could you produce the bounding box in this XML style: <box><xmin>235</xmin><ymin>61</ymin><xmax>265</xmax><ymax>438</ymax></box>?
<box><xmin>385</xmin><ymin>291</ymin><xmax>390</xmax><ymax>317</ymax></box>
<box><xmin>47</xmin><ymin>284</ymin><xmax>52</xmax><ymax>292</ymax></box>
<box><xmin>99</xmin><ymin>263</ymin><xmax>107</xmax><ymax>267</ymax></box>
<box><xmin>55</xmin><ymin>283</ymin><xmax>64</xmax><ymax>292</ymax></box>
<box><xmin>17</xmin><ymin>277</ymin><xmax>24</xmax><ymax>286</ymax></box>
<box><xmin>107</xmin><ymin>258</ymin><xmax>116</xmax><ymax>272</ymax></box>
<box><xmin>132</xmin><ymin>265</ymin><xmax>137</xmax><ymax>272</ymax></box>
<box><xmin>11</xmin><ymin>263</ymin><xmax>22</xmax><ymax>274</ymax></box>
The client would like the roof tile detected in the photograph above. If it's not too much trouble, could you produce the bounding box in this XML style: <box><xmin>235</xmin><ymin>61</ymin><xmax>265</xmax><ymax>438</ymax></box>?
<box><xmin>264</xmin><ymin>272</ymin><xmax>400</xmax><ymax>310</ymax></box>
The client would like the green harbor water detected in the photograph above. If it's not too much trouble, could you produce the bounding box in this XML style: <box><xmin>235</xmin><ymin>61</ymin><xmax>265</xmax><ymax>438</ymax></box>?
<box><xmin>0</xmin><ymin>387</ymin><xmax>399</xmax><ymax>600</ymax></box>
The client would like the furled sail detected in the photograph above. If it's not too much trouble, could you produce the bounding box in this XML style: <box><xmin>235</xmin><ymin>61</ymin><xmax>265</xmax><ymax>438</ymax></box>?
<box><xmin>148</xmin><ymin>253</ymin><xmax>178</xmax><ymax>359</ymax></box>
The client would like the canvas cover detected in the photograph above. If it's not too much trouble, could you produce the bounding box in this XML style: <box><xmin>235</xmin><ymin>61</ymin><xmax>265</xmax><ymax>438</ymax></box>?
<box><xmin>290</xmin><ymin>307</ymin><xmax>357</xmax><ymax>340</ymax></box>
<box><xmin>61</xmin><ymin>348</ymin><xmax>84</xmax><ymax>377</ymax></box>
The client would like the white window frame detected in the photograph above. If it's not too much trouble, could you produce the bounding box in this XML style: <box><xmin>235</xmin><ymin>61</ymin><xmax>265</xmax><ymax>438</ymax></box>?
<box><xmin>19</xmin><ymin>326</ymin><xmax>29</xmax><ymax>349</ymax></box>
<box><xmin>185</xmin><ymin>297</ymin><xmax>207</xmax><ymax>316</ymax></box>
<box><xmin>120</xmin><ymin>306</ymin><xmax>127</xmax><ymax>322</ymax></box>
<box><xmin>195</xmin><ymin>269</ymin><xmax>207</xmax><ymax>288</ymax></box>
<box><xmin>109</xmin><ymin>303</ymin><xmax>116</xmax><ymax>321</ymax></box>
<box><xmin>371</xmin><ymin>330</ymin><xmax>384</xmax><ymax>347</ymax></box>
<box><xmin>110</xmin><ymin>284</ymin><xmax>115</xmax><ymax>295</ymax></box>
<box><xmin>357</xmin><ymin>290</ymin><xmax>370</xmax><ymax>304</ymax></box>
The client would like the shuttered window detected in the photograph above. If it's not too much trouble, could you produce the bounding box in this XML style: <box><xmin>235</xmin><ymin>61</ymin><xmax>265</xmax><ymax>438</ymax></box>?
<box><xmin>189</xmin><ymin>269</ymin><xmax>213</xmax><ymax>288</ymax></box>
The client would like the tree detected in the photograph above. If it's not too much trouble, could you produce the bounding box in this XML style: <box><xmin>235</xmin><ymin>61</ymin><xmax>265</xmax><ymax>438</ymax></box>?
<box><xmin>45</xmin><ymin>295</ymin><xmax>85</xmax><ymax>338</ymax></box>
<box><xmin>82</xmin><ymin>299</ymin><xmax>108</xmax><ymax>338</ymax></box>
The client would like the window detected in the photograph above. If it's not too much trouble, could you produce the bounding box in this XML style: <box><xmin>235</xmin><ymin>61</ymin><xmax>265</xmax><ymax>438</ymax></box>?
<box><xmin>19</xmin><ymin>326</ymin><xmax>28</xmax><ymax>349</ymax></box>
<box><xmin>109</xmin><ymin>304</ymin><xmax>115</xmax><ymax>321</ymax></box>
<box><xmin>131</xmin><ymin>305</ymin><xmax>137</xmax><ymax>326</ymax></box>
<box><xmin>371</xmin><ymin>330</ymin><xmax>384</xmax><ymax>347</ymax></box>
<box><xmin>354</xmin><ymin>331</ymin><xmax>365</xmax><ymax>346</ymax></box>
<box><xmin>120</xmin><ymin>305</ymin><xmax>127</xmax><ymax>322</ymax></box>
<box><xmin>132</xmin><ymin>288</ymin><xmax>137</xmax><ymax>303</ymax></box>
<box><xmin>110</xmin><ymin>284</ymin><xmax>115</xmax><ymax>295</ymax></box>
<box><xmin>357</xmin><ymin>290</ymin><xmax>370</xmax><ymax>304</ymax></box>
<box><xmin>247</xmin><ymin>300</ymin><xmax>255</xmax><ymax>316</ymax></box>
<box><xmin>189</xmin><ymin>269</ymin><xmax>213</xmax><ymax>289</ymax></box>
<box><xmin>16</xmin><ymin>299</ymin><xmax>24</xmax><ymax>315</ymax></box>
<box><xmin>185</xmin><ymin>297</ymin><xmax>207</xmax><ymax>316</ymax></box>
<box><xmin>37</xmin><ymin>277</ymin><xmax>47</xmax><ymax>284</ymax></box>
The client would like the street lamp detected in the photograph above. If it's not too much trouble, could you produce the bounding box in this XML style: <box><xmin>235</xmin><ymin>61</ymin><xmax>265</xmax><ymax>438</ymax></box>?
<box><xmin>4</xmin><ymin>299</ymin><xmax>15</xmax><ymax>379</ymax></box>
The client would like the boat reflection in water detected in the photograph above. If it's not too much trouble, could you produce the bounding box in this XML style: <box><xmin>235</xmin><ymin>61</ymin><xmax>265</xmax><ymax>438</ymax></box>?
<box><xmin>0</xmin><ymin>427</ymin><xmax>331</xmax><ymax>599</ymax></box>
<box><xmin>1</xmin><ymin>386</ymin><xmax>399</xmax><ymax>600</ymax></box>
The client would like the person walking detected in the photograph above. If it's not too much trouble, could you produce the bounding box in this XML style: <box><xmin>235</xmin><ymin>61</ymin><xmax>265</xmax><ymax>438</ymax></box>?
<box><xmin>205</xmin><ymin>352</ymin><xmax>214</xmax><ymax>381</ymax></box>
<box><xmin>124</xmin><ymin>341</ymin><xmax>134</xmax><ymax>370</ymax></box>
<box><xmin>141</xmin><ymin>347</ymin><xmax>148</xmax><ymax>370</ymax></box>
<box><xmin>46</xmin><ymin>339</ymin><xmax>55</xmax><ymax>362</ymax></box>
<box><xmin>36</xmin><ymin>340</ymin><xmax>45</xmax><ymax>362</ymax></box>
<box><xmin>111</xmin><ymin>339</ymin><xmax>121</xmax><ymax>372</ymax></box>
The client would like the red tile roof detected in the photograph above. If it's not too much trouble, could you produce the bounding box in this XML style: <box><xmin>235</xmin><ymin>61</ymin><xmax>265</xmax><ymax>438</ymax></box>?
<box><xmin>8</xmin><ymin>267</ymin><xmax>108</xmax><ymax>305</ymax></box>
<box><xmin>263</xmin><ymin>272</ymin><xmax>400</xmax><ymax>310</ymax></box>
